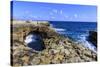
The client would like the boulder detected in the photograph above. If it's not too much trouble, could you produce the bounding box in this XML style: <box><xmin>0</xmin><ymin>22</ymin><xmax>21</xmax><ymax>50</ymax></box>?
<box><xmin>87</xmin><ymin>31</ymin><xmax>97</xmax><ymax>47</ymax></box>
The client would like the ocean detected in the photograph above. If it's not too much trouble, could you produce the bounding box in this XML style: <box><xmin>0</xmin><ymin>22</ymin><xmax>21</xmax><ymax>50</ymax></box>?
<box><xmin>50</xmin><ymin>21</ymin><xmax>97</xmax><ymax>52</ymax></box>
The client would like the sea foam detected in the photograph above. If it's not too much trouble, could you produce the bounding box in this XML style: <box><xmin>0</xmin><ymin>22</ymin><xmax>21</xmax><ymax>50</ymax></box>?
<box><xmin>24</xmin><ymin>34</ymin><xmax>36</xmax><ymax>44</ymax></box>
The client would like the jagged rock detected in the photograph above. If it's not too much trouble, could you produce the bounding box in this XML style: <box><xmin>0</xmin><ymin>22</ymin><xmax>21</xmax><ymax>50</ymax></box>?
<box><xmin>64</xmin><ymin>49</ymin><xmax>70</xmax><ymax>55</ymax></box>
<box><xmin>31</xmin><ymin>57</ymin><xmax>40</xmax><ymax>65</ymax></box>
<box><xmin>11</xmin><ymin>20</ymin><xmax>97</xmax><ymax>66</ymax></box>
<box><xmin>21</xmin><ymin>55</ymin><xmax>30</xmax><ymax>64</ymax></box>
<box><xmin>87</xmin><ymin>31</ymin><xmax>97</xmax><ymax>47</ymax></box>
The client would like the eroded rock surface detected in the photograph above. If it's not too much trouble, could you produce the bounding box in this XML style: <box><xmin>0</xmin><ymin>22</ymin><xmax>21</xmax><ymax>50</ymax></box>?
<box><xmin>11</xmin><ymin>20</ymin><xmax>97</xmax><ymax>66</ymax></box>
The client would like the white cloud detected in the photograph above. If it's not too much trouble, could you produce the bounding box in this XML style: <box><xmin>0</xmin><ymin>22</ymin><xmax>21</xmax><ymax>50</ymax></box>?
<box><xmin>24</xmin><ymin>10</ymin><xmax>30</xmax><ymax>14</ymax></box>
<box><xmin>74</xmin><ymin>14</ymin><xmax>78</xmax><ymax>18</ymax></box>
<box><xmin>27</xmin><ymin>13</ymin><xmax>38</xmax><ymax>19</ymax></box>
<box><xmin>52</xmin><ymin>9</ymin><xmax>58</xmax><ymax>13</ymax></box>
<box><xmin>49</xmin><ymin>12</ymin><xmax>54</xmax><ymax>15</ymax></box>
<box><xmin>64</xmin><ymin>15</ymin><xmax>68</xmax><ymax>18</ymax></box>
<box><xmin>29</xmin><ymin>15</ymin><xmax>38</xmax><ymax>19</ymax></box>
<box><xmin>51</xmin><ymin>16</ymin><xmax>55</xmax><ymax>19</ymax></box>
<box><xmin>60</xmin><ymin>10</ymin><xmax>63</xmax><ymax>14</ymax></box>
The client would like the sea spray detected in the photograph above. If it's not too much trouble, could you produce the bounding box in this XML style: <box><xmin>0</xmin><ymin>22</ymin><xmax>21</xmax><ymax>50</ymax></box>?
<box><xmin>24</xmin><ymin>34</ymin><xmax>45</xmax><ymax>51</ymax></box>
<box><xmin>50</xmin><ymin>22</ymin><xmax>97</xmax><ymax>53</ymax></box>
<box><xmin>77</xmin><ymin>34</ymin><xmax>97</xmax><ymax>53</ymax></box>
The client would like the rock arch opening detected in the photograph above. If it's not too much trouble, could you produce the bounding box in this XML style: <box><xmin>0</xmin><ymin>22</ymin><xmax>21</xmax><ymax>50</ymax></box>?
<box><xmin>24</xmin><ymin>31</ymin><xmax>46</xmax><ymax>51</ymax></box>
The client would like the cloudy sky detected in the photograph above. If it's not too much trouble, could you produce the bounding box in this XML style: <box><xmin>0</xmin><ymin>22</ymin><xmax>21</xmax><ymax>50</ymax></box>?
<box><xmin>11</xmin><ymin>1</ymin><xmax>97</xmax><ymax>22</ymax></box>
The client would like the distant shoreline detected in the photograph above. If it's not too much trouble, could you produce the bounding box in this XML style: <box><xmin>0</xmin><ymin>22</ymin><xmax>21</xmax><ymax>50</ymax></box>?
<box><xmin>11</xmin><ymin>19</ymin><xmax>97</xmax><ymax>23</ymax></box>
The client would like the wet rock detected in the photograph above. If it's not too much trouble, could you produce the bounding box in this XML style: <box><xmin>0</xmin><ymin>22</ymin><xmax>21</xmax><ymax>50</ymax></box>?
<box><xmin>87</xmin><ymin>31</ymin><xmax>97</xmax><ymax>47</ymax></box>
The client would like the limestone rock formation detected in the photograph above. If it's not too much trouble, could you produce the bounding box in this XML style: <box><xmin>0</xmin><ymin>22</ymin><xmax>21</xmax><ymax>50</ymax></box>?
<box><xmin>11</xmin><ymin>20</ymin><xmax>97</xmax><ymax>66</ymax></box>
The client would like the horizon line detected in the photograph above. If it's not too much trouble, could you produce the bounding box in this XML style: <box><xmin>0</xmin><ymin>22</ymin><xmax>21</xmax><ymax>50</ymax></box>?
<box><xmin>11</xmin><ymin>19</ymin><xmax>97</xmax><ymax>23</ymax></box>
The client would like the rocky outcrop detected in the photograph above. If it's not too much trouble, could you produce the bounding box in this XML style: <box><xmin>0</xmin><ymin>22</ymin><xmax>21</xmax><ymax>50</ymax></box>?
<box><xmin>11</xmin><ymin>20</ymin><xmax>97</xmax><ymax>66</ymax></box>
<box><xmin>87</xmin><ymin>31</ymin><xmax>97</xmax><ymax>47</ymax></box>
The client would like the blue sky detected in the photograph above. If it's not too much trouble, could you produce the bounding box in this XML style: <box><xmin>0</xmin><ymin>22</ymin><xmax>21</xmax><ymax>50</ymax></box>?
<box><xmin>11</xmin><ymin>1</ymin><xmax>97</xmax><ymax>22</ymax></box>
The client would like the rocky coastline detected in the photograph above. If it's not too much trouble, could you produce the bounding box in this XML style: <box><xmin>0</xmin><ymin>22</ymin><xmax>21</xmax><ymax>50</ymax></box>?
<box><xmin>11</xmin><ymin>20</ymin><xmax>97</xmax><ymax>66</ymax></box>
